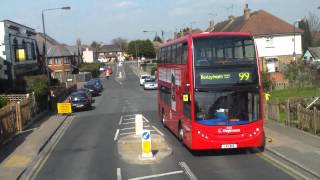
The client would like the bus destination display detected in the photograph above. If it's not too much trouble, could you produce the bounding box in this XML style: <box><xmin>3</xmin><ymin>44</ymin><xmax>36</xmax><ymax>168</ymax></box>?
<box><xmin>198</xmin><ymin>71</ymin><xmax>254</xmax><ymax>85</ymax></box>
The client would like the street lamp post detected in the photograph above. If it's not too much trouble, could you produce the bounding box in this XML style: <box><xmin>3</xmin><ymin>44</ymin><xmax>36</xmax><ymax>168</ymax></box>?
<box><xmin>42</xmin><ymin>6</ymin><xmax>71</xmax><ymax>86</ymax></box>
<box><xmin>293</xmin><ymin>20</ymin><xmax>300</xmax><ymax>62</ymax></box>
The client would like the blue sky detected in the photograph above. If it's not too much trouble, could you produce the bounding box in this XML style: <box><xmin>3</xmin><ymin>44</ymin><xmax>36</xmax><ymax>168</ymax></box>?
<box><xmin>1</xmin><ymin>0</ymin><xmax>319</xmax><ymax>45</ymax></box>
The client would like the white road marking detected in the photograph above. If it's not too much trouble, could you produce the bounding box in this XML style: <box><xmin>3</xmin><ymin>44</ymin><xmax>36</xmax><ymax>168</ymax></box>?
<box><xmin>122</xmin><ymin>122</ymin><xmax>136</xmax><ymax>125</ymax></box>
<box><xmin>114</xmin><ymin>129</ymin><xmax>120</xmax><ymax>141</ymax></box>
<box><xmin>123</xmin><ymin>118</ymin><xmax>135</xmax><ymax>121</ymax></box>
<box><xmin>152</xmin><ymin>126</ymin><xmax>164</xmax><ymax>137</ymax></box>
<box><xmin>118</xmin><ymin>116</ymin><xmax>123</xmax><ymax>125</ymax></box>
<box><xmin>119</xmin><ymin>127</ymin><xmax>135</xmax><ymax>131</ymax></box>
<box><xmin>142</xmin><ymin>116</ymin><xmax>149</xmax><ymax>122</ymax></box>
<box><xmin>122</xmin><ymin>115</ymin><xmax>136</xmax><ymax>118</ymax></box>
<box><xmin>119</xmin><ymin>132</ymin><xmax>136</xmax><ymax>136</ymax></box>
<box><xmin>117</xmin><ymin>168</ymin><xmax>122</xmax><ymax>180</ymax></box>
<box><xmin>128</xmin><ymin>170</ymin><xmax>184</xmax><ymax>180</ymax></box>
<box><xmin>179</xmin><ymin>161</ymin><xmax>198</xmax><ymax>180</ymax></box>
<box><xmin>120</xmin><ymin>130</ymin><xmax>155</xmax><ymax>136</ymax></box>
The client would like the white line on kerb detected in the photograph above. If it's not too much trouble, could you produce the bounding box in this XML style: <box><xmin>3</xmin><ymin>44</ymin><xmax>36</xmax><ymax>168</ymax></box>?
<box><xmin>152</xmin><ymin>126</ymin><xmax>164</xmax><ymax>136</ymax></box>
<box><xmin>179</xmin><ymin>161</ymin><xmax>198</xmax><ymax>180</ymax></box>
<box><xmin>117</xmin><ymin>168</ymin><xmax>122</xmax><ymax>180</ymax></box>
<box><xmin>114</xmin><ymin>129</ymin><xmax>119</xmax><ymax>141</ymax></box>
<box><xmin>128</xmin><ymin>170</ymin><xmax>184</xmax><ymax>180</ymax></box>
<box><xmin>118</xmin><ymin>116</ymin><xmax>123</xmax><ymax>125</ymax></box>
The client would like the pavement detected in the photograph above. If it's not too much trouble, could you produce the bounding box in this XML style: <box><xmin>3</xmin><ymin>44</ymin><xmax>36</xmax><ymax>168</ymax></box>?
<box><xmin>264</xmin><ymin>120</ymin><xmax>320</xmax><ymax>178</ymax></box>
<box><xmin>0</xmin><ymin>114</ymin><xmax>68</xmax><ymax>180</ymax></box>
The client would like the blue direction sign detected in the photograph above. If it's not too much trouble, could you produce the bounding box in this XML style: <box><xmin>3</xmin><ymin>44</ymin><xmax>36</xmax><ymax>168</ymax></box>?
<box><xmin>142</xmin><ymin>131</ymin><xmax>150</xmax><ymax>140</ymax></box>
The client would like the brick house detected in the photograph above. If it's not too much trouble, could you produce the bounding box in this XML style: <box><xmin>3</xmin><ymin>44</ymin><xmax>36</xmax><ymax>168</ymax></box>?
<box><xmin>207</xmin><ymin>4</ymin><xmax>303</xmax><ymax>80</ymax></box>
<box><xmin>46</xmin><ymin>44</ymin><xmax>75</xmax><ymax>82</ymax></box>
<box><xmin>98</xmin><ymin>44</ymin><xmax>124</xmax><ymax>62</ymax></box>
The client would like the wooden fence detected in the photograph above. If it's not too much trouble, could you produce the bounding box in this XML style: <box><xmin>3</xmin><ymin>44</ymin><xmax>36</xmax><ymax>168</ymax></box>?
<box><xmin>0</xmin><ymin>104</ymin><xmax>16</xmax><ymax>144</ymax></box>
<box><xmin>0</xmin><ymin>85</ymin><xmax>76</xmax><ymax>144</ymax></box>
<box><xmin>265</xmin><ymin>100</ymin><xmax>320</xmax><ymax>135</ymax></box>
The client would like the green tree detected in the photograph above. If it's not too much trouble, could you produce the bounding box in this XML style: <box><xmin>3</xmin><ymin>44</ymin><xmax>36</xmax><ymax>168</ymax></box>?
<box><xmin>127</xmin><ymin>40</ymin><xmax>156</xmax><ymax>58</ymax></box>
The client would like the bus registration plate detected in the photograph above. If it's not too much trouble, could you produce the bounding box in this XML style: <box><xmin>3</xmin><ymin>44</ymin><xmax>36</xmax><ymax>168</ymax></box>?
<box><xmin>221</xmin><ymin>144</ymin><xmax>237</xmax><ymax>149</ymax></box>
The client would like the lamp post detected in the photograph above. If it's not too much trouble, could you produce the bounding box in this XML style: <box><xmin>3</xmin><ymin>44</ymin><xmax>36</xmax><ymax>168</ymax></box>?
<box><xmin>293</xmin><ymin>19</ymin><xmax>300</xmax><ymax>62</ymax></box>
<box><xmin>42</xmin><ymin>6</ymin><xmax>71</xmax><ymax>86</ymax></box>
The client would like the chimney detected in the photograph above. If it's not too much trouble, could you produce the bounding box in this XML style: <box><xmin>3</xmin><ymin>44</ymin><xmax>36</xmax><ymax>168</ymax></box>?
<box><xmin>228</xmin><ymin>15</ymin><xmax>235</xmax><ymax>21</ymax></box>
<box><xmin>209</xmin><ymin>20</ymin><xmax>214</xmax><ymax>28</ymax></box>
<box><xmin>244</xmin><ymin>3</ymin><xmax>250</xmax><ymax>20</ymax></box>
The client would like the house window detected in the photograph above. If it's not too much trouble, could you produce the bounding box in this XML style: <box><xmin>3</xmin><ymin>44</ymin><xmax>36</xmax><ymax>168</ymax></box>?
<box><xmin>265</xmin><ymin>58</ymin><xmax>279</xmax><ymax>73</ymax></box>
<box><xmin>265</xmin><ymin>37</ymin><xmax>273</xmax><ymax>48</ymax></box>
<box><xmin>48</xmin><ymin>58</ymin><xmax>54</xmax><ymax>65</ymax></box>
<box><xmin>64</xmin><ymin>57</ymin><xmax>70</xmax><ymax>64</ymax></box>
<box><xmin>56</xmin><ymin>58</ymin><xmax>62</xmax><ymax>64</ymax></box>
<box><xmin>26</xmin><ymin>42</ymin><xmax>33</xmax><ymax>60</ymax></box>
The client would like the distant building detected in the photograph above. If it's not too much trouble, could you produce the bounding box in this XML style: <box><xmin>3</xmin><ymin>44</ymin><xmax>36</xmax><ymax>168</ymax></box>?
<box><xmin>0</xmin><ymin>20</ymin><xmax>40</xmax><ymax>90</ymax></box>
<box><xmin>207</xmin><ymin>4</ymin><xmax>303</xmax><ymax>75</ymax></box>
<box><xmin>98</xmin><ymin>44</ymin><xmax>124</xmax><ymax>62</ymax></box>
<box><xmin>303</xmin><ymin>47</ymin><xmax>320</xmax><ymax>62</ymax></box>
<box><xmin>35</xmin><ymin>33</ymin><xmax>81</xmax><ymax>82</ymax></box>
<box><xmin>47</xmin><ymin>44</ymin><xmax>74</xmax><ymax>82</ymax></box>
<box><xmin>35</xmin><ymin>32</ymin><xmax>60</xmax><ymax>74</ymax></box>
<box><xmin>82</xmin><ymin>47</ymin><xmax>97</xmax><ymax>63</ymax></box>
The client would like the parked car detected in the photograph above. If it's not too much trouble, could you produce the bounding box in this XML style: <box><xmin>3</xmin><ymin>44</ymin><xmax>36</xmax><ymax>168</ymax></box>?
<box><xmin>143</xmin><ymin>78</ymin><xmax>158</xmax><ymax>90</ymax></box>
<box><xmin>88</xmin><ymin>79</ymin><xmax>103</xmax><ymax>91</ymax></box>
<box><xmin>69</xmin><ymin>91</ymin><xmax>92</xmax><ymax>111</ymax></box>
<box><xmin>139</xmin><ymin>74</ymin><xmax>150</xmax><ymax>86</ymax></box>
<box><xmin>84</xmin><ymin>82</ymin><xmax>100</xmax><ymax>96</ymax></box>
<box><xmin>77</xmin><ymin>88</ymin><xmax>93</xmax><ymax>103</ymax></box>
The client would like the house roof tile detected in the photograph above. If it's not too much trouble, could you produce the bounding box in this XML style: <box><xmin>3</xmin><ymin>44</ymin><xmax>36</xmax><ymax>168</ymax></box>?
<box><xmin>308</xmin><ymin>47</ymin><xmax>320</xmax><ymax>59</ymax></box>
<box><xmin>47</xmin><ymin>45</ymin><xmax>73</xmax><ymax>57</ymax></box>
<box><xmin>210</xmin><ymin>10</ymin><xmax>303</xmax><ymax>36</ymax></box>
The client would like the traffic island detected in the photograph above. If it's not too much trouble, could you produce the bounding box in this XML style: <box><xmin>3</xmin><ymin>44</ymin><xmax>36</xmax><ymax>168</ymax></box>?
<box><xmin>117</xmin><ymin>133</ymin><xmax>172</xmax><ymax>164</ymax></box>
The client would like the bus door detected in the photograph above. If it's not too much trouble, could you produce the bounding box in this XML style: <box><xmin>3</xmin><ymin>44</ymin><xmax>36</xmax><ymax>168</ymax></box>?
<box><xmin>181</xmin><ymin>68</ymin><xmax>192</xmax><ymax>147</ymax></box>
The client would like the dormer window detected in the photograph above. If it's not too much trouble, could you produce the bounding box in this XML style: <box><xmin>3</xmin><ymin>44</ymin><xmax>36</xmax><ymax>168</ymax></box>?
<box><xmin>265</xmin><ymin>36</ymin><xmax>273</xmax><ymax>48</ymax></box>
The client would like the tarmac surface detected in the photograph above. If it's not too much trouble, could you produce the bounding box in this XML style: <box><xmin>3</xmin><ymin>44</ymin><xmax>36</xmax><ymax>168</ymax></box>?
<box><xmin>1</xmin><ymin>62</ymin><xmax>319</xmax><ymax>180</ymax></box>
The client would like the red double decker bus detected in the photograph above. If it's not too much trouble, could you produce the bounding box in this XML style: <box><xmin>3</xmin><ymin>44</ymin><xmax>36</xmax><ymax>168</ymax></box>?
<box><xmin>157</xmin><ymin>32</ymin><xmax>265</xmax><ymax>150</ymax></box>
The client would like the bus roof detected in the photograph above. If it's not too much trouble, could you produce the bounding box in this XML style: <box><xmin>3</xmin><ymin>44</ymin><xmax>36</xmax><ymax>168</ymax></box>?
<box><xmin>160</xmin><ymin>32</ymin><xmax>253</xmax><ymax>48</ymax></box>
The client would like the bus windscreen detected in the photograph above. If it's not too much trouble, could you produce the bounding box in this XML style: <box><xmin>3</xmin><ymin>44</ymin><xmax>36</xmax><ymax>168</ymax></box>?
<box><xmin>193</xmin><ymin>36</ymin><xmax>256</xmax><ymax>66</ymax></box>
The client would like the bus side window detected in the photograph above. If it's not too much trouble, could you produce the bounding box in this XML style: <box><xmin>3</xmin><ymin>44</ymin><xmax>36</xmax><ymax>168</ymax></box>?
<box><xmin>177</xmin><ymin>43</ymin><xmax>182</xmax><ymax>64</ymax></box>
<box><xmin>168</xmin><ymin>46</ymin><xmax>172</xmax><ymax>64</ymax></box>
<box><xmin>172</xmin><ymin>45</ymin><xmax>177</xmax><ymax>64</ymax></box>
<box><xmin>164</xmin><ymin>47</ymin><xmax>167</xmax><ymax>64</ymax></box>
<box><xmin>182</xmin><ymin>42</ymin><xmax>188</xmax><ymax>64</ymax></box>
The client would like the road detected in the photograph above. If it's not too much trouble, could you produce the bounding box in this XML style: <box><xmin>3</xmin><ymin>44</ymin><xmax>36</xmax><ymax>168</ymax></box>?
<box><xmin>34</xmin><ymin>63</ymin><xmax>294</xmax><ymax>180</ymax></box>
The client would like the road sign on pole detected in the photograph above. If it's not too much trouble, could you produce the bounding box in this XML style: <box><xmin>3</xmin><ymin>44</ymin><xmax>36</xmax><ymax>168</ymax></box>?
<box><xmin>141</xmin><ymin>130</ymin><xmax>153</xmax><ymax>158</ymax></box>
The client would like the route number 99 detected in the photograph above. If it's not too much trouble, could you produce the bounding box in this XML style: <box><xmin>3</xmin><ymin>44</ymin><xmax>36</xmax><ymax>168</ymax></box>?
<box><xmin>239</xmin><ymin>72</ymin><xmax>250</xmax><ymax>81</ymax></box>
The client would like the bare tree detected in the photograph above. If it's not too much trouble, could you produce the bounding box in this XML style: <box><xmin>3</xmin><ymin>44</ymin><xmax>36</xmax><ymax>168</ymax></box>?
<box><xmin>299</xmin><ymin>13</ymin><xmax>320</xmax><ymax>50</ymax></box>
<box><xmin>112</xmin><ymin>38</ymin><xmax>128</xmax><ymax>51</ymax></box>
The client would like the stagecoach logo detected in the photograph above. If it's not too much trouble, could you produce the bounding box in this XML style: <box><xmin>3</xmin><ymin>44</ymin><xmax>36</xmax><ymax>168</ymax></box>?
<box><xmin>218</xmin><ymin>127</ymin><xmax>241</xmax><ymax>134</ymax></box>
